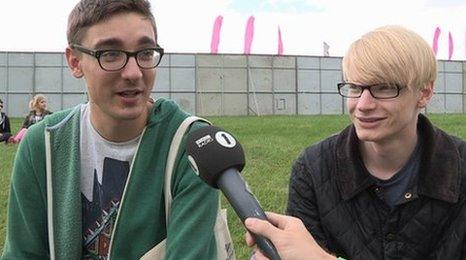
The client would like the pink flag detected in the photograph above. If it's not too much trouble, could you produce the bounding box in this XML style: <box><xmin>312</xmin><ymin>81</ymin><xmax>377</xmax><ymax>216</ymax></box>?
<box><xmin>432</xmin><ymin>27</ymin><xmax>441</xmax><ymax>56</ymax></box>
<box><xmin>244</xmin><ymin>16</ymin><xmax>255</xmax><ymax>55</ymax></box>
<box><xmin>210</xmin><ymin>16</ymin><xmax>223</xmax><ymax>54</ymax></box>
<box><xmin>448</xmin><ymin>31</ymin><xmax>454</xmax><ymax>60</ymax></box>
<box><xmin>277</xmin><ymin>26</ymin><xmax>283</xmax><ymax>55</ymax></box>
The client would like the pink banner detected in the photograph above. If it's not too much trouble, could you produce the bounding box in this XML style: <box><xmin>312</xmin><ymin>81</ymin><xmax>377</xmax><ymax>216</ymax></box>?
<box><xmin>277</xmin><ymin>26</ymin><xmax>283</xmax><ymax>55</ymax></box>
<box><xmin>210</xmin><ymin>16</ymin><xmax>223</xmax><ymax>54</ymax></box>
<box><xmin>432</xmin><ymin>27</ymin><xmax>441</xmax><ymax>56</ymax></box>
<box><xmin>244</xmin><ymin>16</ymin><xmax>255</xmax><ymax>54</ymax></box>
<box><xmin>448</xmin><ymin>31</ymin><xmax>454</xmax><ymax>60</ymax></box>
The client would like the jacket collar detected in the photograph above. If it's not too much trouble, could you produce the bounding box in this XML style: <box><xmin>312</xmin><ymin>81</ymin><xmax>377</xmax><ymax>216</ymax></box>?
<box><xmin>335</xmin><ymin>114</ymin><xmax>461</xmax><ymax>203</ymax></box>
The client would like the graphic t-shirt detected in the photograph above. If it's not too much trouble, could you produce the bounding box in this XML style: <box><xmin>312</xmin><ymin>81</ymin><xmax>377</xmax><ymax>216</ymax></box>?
<box><xmin>80</xmin><ymin>104</ymin><xmax>141</xmax><ymax>259</ymax></box>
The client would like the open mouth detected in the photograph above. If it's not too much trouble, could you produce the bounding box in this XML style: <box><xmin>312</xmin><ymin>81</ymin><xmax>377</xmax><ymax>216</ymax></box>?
<box><xmin>357</xmin><ymin>117</ymin><xmax>386</xmax><ymax>127</ymax></box>
<box><xmin>118</xmin><ymin>90</ymin><xmax>142</xmax><ymax>98</ymax></box>
<box><xmin>359</xmin><ymin>117</ymin><xmax>382</xmax><ymax>123</ymax></box>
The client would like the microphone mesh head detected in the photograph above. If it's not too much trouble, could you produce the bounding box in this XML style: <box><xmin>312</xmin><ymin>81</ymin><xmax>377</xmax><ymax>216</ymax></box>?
<box><xmin>186</xmin><ymin>126</ymin><xmax>245</xmax><ymax>188</ymax></box>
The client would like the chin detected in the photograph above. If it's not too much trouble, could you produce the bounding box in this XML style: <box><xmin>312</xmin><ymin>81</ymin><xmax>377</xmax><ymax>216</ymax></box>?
<box><xmin>115</xmin><ymin>108</ymin><xmax>146</xmax><ymax>121</ymax></box>
<box><xmin>355</xmin><ymin>128</ymin><xmax>383</xmax><ymax>142</ymax></box>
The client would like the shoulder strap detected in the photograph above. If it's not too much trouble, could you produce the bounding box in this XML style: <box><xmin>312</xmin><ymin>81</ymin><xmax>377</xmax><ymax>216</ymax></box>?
<box><xmin>164</xmin><ymin>116</ymin><xmax>211</xmax><ymax>224</ymax></box>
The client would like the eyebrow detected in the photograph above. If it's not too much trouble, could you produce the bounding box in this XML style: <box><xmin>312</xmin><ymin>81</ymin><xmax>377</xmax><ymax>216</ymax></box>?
<box><xmin>93</xmin><ymin>36</ymin><xmax>157</xmax><ymax>50</ymax></box>
<box><xmin>93</xmin><ymin>38</ymin><xmax>124</xmax><ymax>50</ymax></box>
<box><xmin>138</xmin><ymin>36</ymin><xmax>156</xmax><ymax>46</ymax></box>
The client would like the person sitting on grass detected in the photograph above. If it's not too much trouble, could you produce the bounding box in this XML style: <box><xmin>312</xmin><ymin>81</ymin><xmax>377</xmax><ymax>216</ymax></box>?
<box><xmin>0</xmin><ymin>99</ymin><xmax>12</xmax><ymax>144</ymax></box>
<box><xmin>245</xmin><ymin>25</ymin><xmax>466</xmax><ymax>260</ymax></box>
<box><xmin>7</xmin><ymin>94</ymin><xmax>52</xmax><ymax>144</ymax></box>
<box><xmin>2</xmin><ymin>0</ymin><xmax>220</xmax><ymax>259</ymax></box>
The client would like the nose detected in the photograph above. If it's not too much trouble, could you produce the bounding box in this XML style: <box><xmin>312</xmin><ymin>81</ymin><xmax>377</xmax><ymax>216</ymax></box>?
<box><xmin>121</xmin><ymin>56</ymin><xmax>143</xmax><ymax>81</ymax></box>
<box><xmin>356</xmin><ymin>88</ymin><xmax>377</xmax><ymax>111</ymax></box>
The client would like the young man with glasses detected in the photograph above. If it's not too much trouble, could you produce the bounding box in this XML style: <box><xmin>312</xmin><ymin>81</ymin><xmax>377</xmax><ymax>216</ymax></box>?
<box><xmin>245</xmin><ymin>25</ymin><xmax>466</xmax><ymax>259</ymax></box>
<box><xmin>2</xmin><ymin>1</ymin><xmax>219</xmax><ymax>259</ymax></box>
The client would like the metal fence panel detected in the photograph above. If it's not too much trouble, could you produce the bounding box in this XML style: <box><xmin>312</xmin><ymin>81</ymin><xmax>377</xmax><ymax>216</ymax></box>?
<box><xmin>0</xmin><ymin>51</ymin><xmax>464</xmax><ymax>117</ymax></box>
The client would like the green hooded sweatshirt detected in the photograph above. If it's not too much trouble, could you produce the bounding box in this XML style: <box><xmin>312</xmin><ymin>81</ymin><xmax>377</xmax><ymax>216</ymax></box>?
<box><xmin>2</xmin><ymin>98</ymin><xmax>219</xmax><ymax>259</ymax></box>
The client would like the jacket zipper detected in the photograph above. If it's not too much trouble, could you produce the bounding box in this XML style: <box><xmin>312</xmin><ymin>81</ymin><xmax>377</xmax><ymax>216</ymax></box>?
<box><xmin>107</xmin><ymin>127</ymin><xmax>147</xmax><ymax>260</ymax></box>
<box><xmin>44</xmin><ymin>105</ymin><xmax>82</xmax><ymax>260</ymax></box>
<box><xmin>45</xmin><ymin>128</ymin><xmax>56</xmax><ymax>260</ymax></box>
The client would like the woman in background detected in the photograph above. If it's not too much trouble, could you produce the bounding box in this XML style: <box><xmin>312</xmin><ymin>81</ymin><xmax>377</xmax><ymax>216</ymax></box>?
<box><xmin>8</xmin><ymin>94</ymin><xmax>52</xmax><ymax>143</ymax></box>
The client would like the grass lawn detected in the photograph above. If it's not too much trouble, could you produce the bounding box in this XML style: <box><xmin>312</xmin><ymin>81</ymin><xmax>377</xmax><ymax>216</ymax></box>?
<box><xmin>0</xmin><ymin>117</ymin><xmax>23</xmax><ymax>255</ymax></box>
<box><xmin>1</xmin><ymin>114</ymin><xmax>466</xmax><ymax>258</ymax></box>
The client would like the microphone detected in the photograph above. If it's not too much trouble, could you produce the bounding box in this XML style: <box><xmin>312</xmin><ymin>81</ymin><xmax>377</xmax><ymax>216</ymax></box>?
<box><xmin>186</xmin><ymin>125</ymin><xmax>281</xmax><ymax>260</ymax></box>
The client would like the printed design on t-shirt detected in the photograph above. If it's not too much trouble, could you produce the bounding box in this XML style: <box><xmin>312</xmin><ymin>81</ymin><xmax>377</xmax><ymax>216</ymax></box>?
<box><xmin>82</xmin><ymin>157</ymin><xmax>130</xmax><ymax>259</ymax></box>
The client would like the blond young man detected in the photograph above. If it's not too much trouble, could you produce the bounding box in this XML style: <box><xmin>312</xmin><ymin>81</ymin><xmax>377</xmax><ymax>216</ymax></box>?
<box><xmin>2</xmin><ymin>1</ymin><xmax>219</xmax><ymax>259</ymax></box>
<box><xmin>246</xmin><ymin>25</ymin><xmax>466</xmax><ymax>260</ymax></box>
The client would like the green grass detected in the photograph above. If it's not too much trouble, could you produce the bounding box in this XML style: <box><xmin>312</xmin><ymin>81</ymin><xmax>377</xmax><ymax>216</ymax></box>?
<box><xmin>1</xmin><ymin>114</ymin><xmax>465</xmax><ymax>259</ymax></box>
<box><xmin>209</xmin><ymin>115</ymin><xmax>351</xmax><ymax>258</ymax></box>
<box><xmin>0</xmin><ymin>118</ymin><xmax>22</xmax><ymax>253</ymax></box>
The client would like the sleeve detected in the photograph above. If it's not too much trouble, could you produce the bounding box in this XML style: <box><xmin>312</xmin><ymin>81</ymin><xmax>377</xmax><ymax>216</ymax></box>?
<box><xmin>285</xmin><ymin>151</ymin><xmax>332</xmax><ymax>251</ymax></box>
<box><xmin>165</xmin><ymin>123</ymin><xmax>219</xmax><ymax>260</ymax></box>
<box><xmin>21</xmin><ymin>114</ymin><xmax>31</xmax><ymax>129</ymax></box>
<box><xmin>1</xmin><ymin>129</ymin><xmax>49</xmax><ymax>259</ymax></box>
<box><xmin>4</xmin><ymin>115</ymin><xmax>11</xmax><ymax>133</ymax></box>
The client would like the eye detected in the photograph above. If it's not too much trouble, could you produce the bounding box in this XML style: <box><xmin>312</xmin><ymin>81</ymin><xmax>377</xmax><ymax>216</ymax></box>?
<box><xmin>100</xmin><ymin>51</ymin><xmax>124</xmax><ymax>62</ymax></box>
<box><xmin>373</xmin><ymin>84</ymin><xmax>396</xmax><ymax>92</ymax></box>
<box><xmin>347</xmin><ymin>84</ymin><xmax>360</xmax><ymax>92</ymax></box>
<box><xmin>138</xmin><ymin>49</ymin><xmax>155</xmax><ymax>61</ymax></box>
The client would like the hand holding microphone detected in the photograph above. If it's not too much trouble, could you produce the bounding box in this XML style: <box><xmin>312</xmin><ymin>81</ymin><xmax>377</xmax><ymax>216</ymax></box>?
<box><xmin>186</xmin><ymin>126</ymin><xmax>281</xmax><ymax>260</ymax></box>
<box><xmin>245</xmin><ymin>213</ymin><xmax>336</xmax><ymax>260</ymax></box>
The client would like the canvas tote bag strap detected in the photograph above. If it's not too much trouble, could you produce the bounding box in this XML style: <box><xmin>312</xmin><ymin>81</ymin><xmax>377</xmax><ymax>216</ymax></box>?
<box><xmin>140</xmin><ymin>115</ymin><xmax>211</xmax><ymax>260</ymax></box>
<box><xmin>164</xmin><ymin>116</ymin><xmax>211</xmax><ymax>222</ymax></box>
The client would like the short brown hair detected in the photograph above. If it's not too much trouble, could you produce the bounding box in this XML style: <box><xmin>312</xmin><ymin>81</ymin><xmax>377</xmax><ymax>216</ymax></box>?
<box><xmin>67</xmin><ymin>0</ymin><xmax>157</xmax><ymax>45</ymax></box>
<box><xmin>342</xmin><ymin>25</ymin><xmax>437</xmax><ymax>90</ymax></box>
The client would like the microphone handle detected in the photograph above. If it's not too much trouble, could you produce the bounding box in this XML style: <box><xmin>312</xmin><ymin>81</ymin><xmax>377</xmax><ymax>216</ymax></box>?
<box><xmin>217</xmin><ymin>168</ymin><xmax>281</xmax><ymax>260</ymax></box>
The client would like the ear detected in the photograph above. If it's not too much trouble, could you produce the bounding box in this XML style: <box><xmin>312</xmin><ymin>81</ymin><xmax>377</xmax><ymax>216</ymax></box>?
<box><xmin>417</xmin><ymin>82</ymin><xmax>434</xmax><ymax>108</ymax></box>
<box><xmin>65</xmin><ymin>47</ymin><xmax>84</xmax><ymax>78</ymax></box>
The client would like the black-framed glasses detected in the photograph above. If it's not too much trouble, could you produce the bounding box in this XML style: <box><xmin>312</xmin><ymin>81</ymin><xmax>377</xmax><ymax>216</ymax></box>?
<box><xmin>70</xmin><ymin>44</ymin><xmax>164</xmax><ymax>71</ymax></box>
<box><xmin>337</xmin><ymin>82</ymin><xmax>405</xmax><ymax>99</ymax></box>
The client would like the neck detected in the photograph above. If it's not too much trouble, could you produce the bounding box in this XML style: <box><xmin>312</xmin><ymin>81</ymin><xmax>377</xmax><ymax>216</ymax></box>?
<box><xmin>89</xmin><ymin>105</ymin><xmax>150</xmax><ymax>143</ymax></box>
<box><xmin>360</xmin><ymin>127</ymin><xmax>418</xmax><ymax>180</ymax></box>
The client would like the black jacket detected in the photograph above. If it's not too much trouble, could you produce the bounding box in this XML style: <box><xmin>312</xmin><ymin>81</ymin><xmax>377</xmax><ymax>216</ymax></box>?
<box><xmin>0</xmin><ymin>112</ymin><xmax>10</xmax><ymax>133</ymax></box>
<box><xmin>0</xmin><ymin>112</ymin><xmax>11</xmax><ymax>142</ymax></box>
<box><xmin>21</xmin><ymin>109</ymin><xmax>52</xmax><ymax>129</ymax></box>
<box><xmin>287</xmin><ymin>115</ymin><xmax>466</xmax><ymax>260</ymax></box>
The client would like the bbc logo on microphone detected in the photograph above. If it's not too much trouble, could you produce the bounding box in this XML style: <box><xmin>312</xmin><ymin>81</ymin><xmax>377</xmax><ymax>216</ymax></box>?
<box><xmin>195</xmin><ymin>134</ymin><xmax>214</xmax><ymax>148</ymax></box>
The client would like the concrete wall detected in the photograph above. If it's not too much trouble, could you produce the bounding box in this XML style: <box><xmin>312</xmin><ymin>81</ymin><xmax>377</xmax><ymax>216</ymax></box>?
<box><xmin>0</xmin><ymin>51</ymin><xmax>465</xmax><ymax>117</ymax></box>
<box><xmin>0</xmin><ymin>52</ymin><xmax>86</xmax><ymax>117</ymax></box>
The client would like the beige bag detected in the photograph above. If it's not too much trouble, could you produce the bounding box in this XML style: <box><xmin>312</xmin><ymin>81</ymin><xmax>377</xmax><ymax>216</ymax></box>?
<box><xmin>140</xmin><ymin>116</ymin><xmax>236</xmax><ymax>260</ymax></box>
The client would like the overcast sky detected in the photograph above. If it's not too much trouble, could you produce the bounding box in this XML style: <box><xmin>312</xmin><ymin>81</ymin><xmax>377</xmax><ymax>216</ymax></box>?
<box><xmin>1</xmin><ymin>0</ymin><xmax>465</xmax><ymax>60</ymax></box>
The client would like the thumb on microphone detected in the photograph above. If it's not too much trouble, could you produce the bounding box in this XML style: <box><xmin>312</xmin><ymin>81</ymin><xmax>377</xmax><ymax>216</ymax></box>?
<box><xmin>245</xmin><ymin>215</ymin><xmax>280</xmax><ymax>247</ymax></box>
<box><xmin>245</xmin><ymin>212</ymin><xmax>286</xmax><ymax>241</ymax></box>
<box><xmin>244</xmin><ymin>212</ymin><xmax>338</xmax><ymax>260</ymax></box>
<box><xmin>244</xmin><ymin>212</ymin><xmax>297</xmax><ymax>249</ymax></box>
